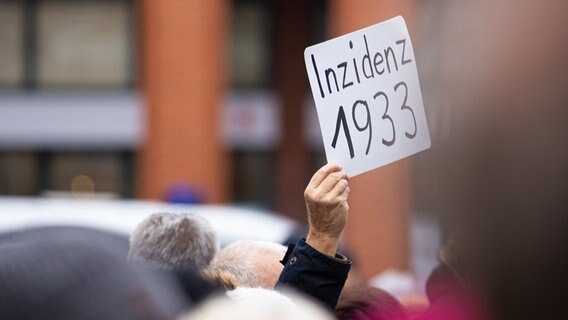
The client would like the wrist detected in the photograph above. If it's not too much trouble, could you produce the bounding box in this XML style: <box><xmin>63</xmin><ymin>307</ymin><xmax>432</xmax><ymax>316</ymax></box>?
<box><xmin>306</xmin><ymin>230</ymin><xmax>340</xmax><ymax>257</ymax></box>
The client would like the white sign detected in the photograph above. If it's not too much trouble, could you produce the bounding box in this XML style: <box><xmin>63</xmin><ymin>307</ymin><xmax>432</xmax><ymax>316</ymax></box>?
<box><xmin>304</xmin><ymin>16</ymin><xmax>431</xmax><ymax>177</ymax></box>
<box><xmin>221</xmin><ymin>92</ymin><xmax>281</xmax><ymax>150</ymax></box>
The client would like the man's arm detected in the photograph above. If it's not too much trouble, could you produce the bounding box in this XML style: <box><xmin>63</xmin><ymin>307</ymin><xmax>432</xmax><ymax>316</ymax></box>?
<box><xmin>276</xmin><ymin>163</ymin><xmax>351</xmax><ymax>310</ymax></box>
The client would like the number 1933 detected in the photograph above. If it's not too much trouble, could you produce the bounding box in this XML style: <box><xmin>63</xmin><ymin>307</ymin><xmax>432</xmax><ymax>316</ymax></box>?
<box><xmin>331</xmin><ymin>81</ymin><xmax>417</xmax><ymax>159</ymax></box>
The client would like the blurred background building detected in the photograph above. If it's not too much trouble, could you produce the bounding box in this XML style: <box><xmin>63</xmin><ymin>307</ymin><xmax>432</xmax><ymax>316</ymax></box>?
<box><xmin>0</xmin><ymin>0</ymin><xmax>449</xmax><ymax>279</ymax></box>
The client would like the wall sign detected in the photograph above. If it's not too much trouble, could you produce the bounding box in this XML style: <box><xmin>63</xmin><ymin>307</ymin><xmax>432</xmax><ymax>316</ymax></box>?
<box><xmin>221</xmin><ymin>92</ymin><xmax>281</xmax><ymax>150</ymax></box>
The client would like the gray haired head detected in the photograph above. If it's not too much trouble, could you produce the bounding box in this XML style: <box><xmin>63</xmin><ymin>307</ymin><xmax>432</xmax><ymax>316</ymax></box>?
<box><xmin>128</xmin><ymin>212</ymin><xmax>220</xmax><ymax>271</ymax></box>
<box><xmin>206</xmin><ymin>240</ymin><xmax>286</xmax><ymax>289</ymax></box>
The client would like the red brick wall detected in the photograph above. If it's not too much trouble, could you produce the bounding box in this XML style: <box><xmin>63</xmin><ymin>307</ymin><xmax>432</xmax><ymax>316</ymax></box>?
<box><xmin>138</xmin><ymin>0</ymin><xmax>230</xmax><ymax>203</ymax></box>
<box><xmin>329</xmin><ymin>0</ymin><xmax>415</xmax><ymax>278</ymax></box>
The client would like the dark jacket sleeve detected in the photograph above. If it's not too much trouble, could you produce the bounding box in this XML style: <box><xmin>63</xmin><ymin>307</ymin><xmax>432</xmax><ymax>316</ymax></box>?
<box><xmin>275</xmin><ymin>238</ymin><xmax>351</xmax><ymax>310</ymax></box>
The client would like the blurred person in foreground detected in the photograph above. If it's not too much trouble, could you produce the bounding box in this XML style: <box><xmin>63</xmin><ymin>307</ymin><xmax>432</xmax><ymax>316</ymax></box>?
<box><xmin>420</xmin><ymin>1</ymin><xmax>568</xmax><ymax>319</ymax></box>
<box><xmin>205</xmin><ymin>240</ymin><xmax>287</xmax><ymax>289</ymax></box>
<box><xmin>0</xmin><ymin>226</ymin><xmax>191</xmax><ymax>320</ymax></box>
<box><xmin>335</xmin><ymin>285</ymin><xmax>408</xmax><ymax>320</ymax></box>
<box><xmin>180</xmin><ymin>287</ymin><xmax>332</xmax><ymax>320</ymax></box>
<box><xmin>128</xmin><ymin>212</ymin><xmax>220</xmax><ymax>271</ymax></box>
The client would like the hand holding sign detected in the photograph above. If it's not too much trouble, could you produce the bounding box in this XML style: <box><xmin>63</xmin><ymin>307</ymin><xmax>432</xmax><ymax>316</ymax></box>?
<box><xmin>305</xmin><ymin>16</ymin><xmax>431</xmax><ymax>177</ymax></box>
<box><xmin>304</xmin><ymin>163</ymin><xmax>349</xmax><ymax>257</ymax></box>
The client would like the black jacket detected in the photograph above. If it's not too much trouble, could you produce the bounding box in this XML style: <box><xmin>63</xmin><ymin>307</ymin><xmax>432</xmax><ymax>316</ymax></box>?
<box><xmin>275</xmin><ymin>238</ymin><xmax>351</xmax><ymax>310</ymax></box>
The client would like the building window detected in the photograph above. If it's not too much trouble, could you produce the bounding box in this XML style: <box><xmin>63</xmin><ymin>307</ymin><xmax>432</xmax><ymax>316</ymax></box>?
<box><xmin>47</xmin><ymin>152</ymin><xmax>132</xmax><ymax>198</ymax></box>
<box><xmin>231</xmin><ymin>151</ymin><xmax>275</xmax><ymax>208</ymax></box>
<box><xmin>230</xmin><ymin>0</ymin><xmax>271</xmax><ymax>88</ymax></box>
<box><xmin>37</xmin><ymin>0</ymin><xmax>132</xmax><ymax>87</ymax></box>
<box><xmin>0</xmin><ymin>0</ymin><xmax>138</xmax><ymax>198</ymax></box>
<box><xmin>228</xmin><ymin>0</ymin><xmax>275</xmax><ymax>208</ymax></box>
<box><xmin>0</xmin><ymin>0</ymin><xmax>136</xmax><ymax>90</ymax></box>
<box><xmin>0</xmin><ymin>152</ymin><xmax>37</xmax><ymax>196</ymax></box>
<box><xmin>0</xmin><ymin>1</ymin><xmax>24</xmax><ymax>87</ymax></box>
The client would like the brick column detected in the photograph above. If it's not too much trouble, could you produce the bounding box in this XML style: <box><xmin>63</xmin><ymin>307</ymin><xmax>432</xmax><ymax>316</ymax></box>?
<box><xmin>138</xmin><ymin>0</ymin><xmax>229</xmax><ymax>202</ymax></box>
<box><xmin>329</xmin><ymin>0</ymin><xmax>415</xmax><ymax>278</ymax></box>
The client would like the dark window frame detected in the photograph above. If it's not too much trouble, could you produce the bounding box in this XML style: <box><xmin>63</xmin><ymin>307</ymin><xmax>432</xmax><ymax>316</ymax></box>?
<box><xmin>0</xmin><ymin>0</ymin><xmax>137</xmax><ymax>90</ymax></box>
<box><xmin>230</xmin><ymin>0</ymin><xmax>275</xmax><ymax>90</ymax></box>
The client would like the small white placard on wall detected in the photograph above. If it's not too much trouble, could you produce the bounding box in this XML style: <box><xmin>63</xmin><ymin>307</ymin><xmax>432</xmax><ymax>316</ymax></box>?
<box><xmin>304</xmin><ymin>16</ymin><xmax>431</xmax><ymax>177</ymax></box>
<box><xmin>222</xmin><ymin>92</ymin><xmax>281</xmax><ymax>150</ymax></box>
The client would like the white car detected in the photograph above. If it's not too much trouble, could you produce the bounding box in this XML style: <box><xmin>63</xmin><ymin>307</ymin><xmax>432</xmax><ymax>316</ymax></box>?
<box><xmin>0</xmin><ymin>197</ymin><xmax>297</xmax><ymax>246</ymax></box>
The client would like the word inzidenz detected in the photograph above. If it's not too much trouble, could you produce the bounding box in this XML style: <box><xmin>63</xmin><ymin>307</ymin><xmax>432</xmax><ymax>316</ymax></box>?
<box><xmin>310</xmin><ymin>35</ymin><xmax>412</xmax><ymax>99</ymax></box>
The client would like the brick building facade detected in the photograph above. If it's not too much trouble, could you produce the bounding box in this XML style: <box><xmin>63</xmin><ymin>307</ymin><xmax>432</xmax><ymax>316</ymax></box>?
<box><xmin>139</xmin><ymin>0</ymin><xmax>415</xmax><ymax>278</ymax></box>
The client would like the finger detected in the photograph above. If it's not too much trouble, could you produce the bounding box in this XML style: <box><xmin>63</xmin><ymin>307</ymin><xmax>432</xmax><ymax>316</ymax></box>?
<box><xmin>329</xmin><ymin>178</ymin><xmax>349</xmax><ymax>198</ymax></box>
<box><xmin>318</xmin><ymin>171</ymin><xmax>349</xmax><ymax>194</ymax></box>
<box><xmin>340</xmin><ymin>186</ymin><xmax>350</xmax><ymax>200</ymax></box>
<box><xmin>308</xmin><ymin>163</ymin><xmax>343</xmax><ymax>190</ymax></box>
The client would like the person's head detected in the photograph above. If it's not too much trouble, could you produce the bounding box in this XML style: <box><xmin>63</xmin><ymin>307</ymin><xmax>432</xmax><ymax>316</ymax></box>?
<box><xmin>335</xmin><ymin>285</ymin><xmax>408</xmax><ymax>320</ymax></box>
<box><xmin>180</xmin><ymin>288</ymin><xmax>332</xmax><ymax>320</ymax></box>
<box><xmin>128</xmin><ymin>212</ymin><xmax>219</xmax><ymax>271</ymax></box>
<box><xmin>0</xmin><ymin>226</ymin><xmax>189</xmax><ymax>320</ymax></box>
<box><xmin>429</xmin><ymin>1</ymin><xmax>568</xmax><ymax>318</ymax></box>
<box><xmin>205</xmin><ymin>240</ymin><xmax>287</xmax><ymax>289</ymax></box>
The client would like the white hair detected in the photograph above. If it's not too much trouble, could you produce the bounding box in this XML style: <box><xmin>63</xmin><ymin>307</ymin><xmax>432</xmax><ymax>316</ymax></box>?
<box><xmin>180</xmin><ymin>288</ymin><xmax>332</xmax><ymax>320</ymax></box>
<box><xmin>227</xmin><ymin>287</ymin><xmax>297</xmax><ymax>308</ymax></box>
<box><xmin>128</xmin><ymin>212</ymin><xmax>219</xmax><ymax>270</ymax></box>
<box><xmin>206</xmin><ymin>240</ymin><xmax>286</xmax><ymax>288</ymax></box>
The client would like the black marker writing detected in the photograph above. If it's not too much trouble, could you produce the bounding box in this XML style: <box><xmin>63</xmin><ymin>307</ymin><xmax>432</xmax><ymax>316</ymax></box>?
<box><xmin>396</xmin><ymin>39</ymin><xmax>412</xmax><ymax>65</ymax></box>
<box><xmin>311</xmin><ymin>54</ymin><xmax>325</xmax><ymax>98</ymax></box>
<box><xmin>309</xmin><ymin>35</ymin><xmax>413</xmax><ymax>99</ymax></box>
